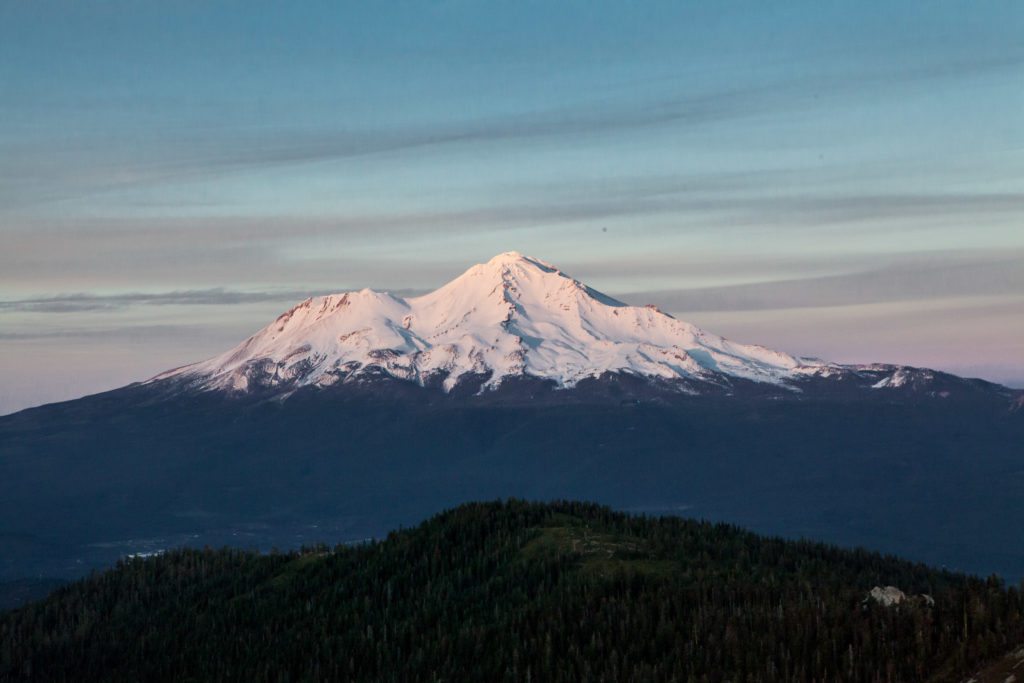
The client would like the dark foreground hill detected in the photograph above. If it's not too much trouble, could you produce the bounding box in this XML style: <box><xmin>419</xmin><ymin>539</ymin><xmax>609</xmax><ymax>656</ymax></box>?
<box><xmin>3</xmin><ymin>500</ymin><xmax>1022</xmax><ymax>682</ymax></box>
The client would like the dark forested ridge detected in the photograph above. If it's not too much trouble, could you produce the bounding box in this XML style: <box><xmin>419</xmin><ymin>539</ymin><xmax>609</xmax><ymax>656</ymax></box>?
<box><xmin>2</xmin><ymin>501</ymin><xmax>1022</xmax><ymax>682</ymax></box>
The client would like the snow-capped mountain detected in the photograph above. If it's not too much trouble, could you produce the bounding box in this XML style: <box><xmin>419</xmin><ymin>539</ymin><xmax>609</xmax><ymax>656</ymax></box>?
<box><xmin>153</xmin><ymin>252</ymin><xmax>836</xmax><ymax>395</ymax></box>
<box><xmin>4</xmin><ymin>254</ymin><xmax>1021</xmax><ymax>603</ymax></box>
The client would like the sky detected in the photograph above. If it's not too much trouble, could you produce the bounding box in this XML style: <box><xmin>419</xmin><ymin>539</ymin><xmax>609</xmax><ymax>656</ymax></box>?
<box><xmin>1</xmin><ymin>1</ymin><xmax>1022</xmax><ymax>414</ymax></box>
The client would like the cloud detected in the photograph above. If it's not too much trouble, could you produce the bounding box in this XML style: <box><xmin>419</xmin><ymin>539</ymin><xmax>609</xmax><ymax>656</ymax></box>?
<box><xmin>0</xmin><ymin>324</ymin><xmax>203</xmax><ymax>341</ymax></box>
<box><xmin>4</xmin><ymin>48</ymin><xmax>1021</xmax><ymax>209</ymax></box>
<box><xmin>2</xmin><ymin>172</ymin><xmax>1021</xmax><ymax>302</ymax></box>
<box><xmin>0</xmin><ymin>286</ymin><xmax>433</xmax><ymax>315</ymax></box>
<box><xmin>4</xmin><ymin>184</ymin><xmax>1020</xmax><ymax>271</ymax></box>
<box><xmin>624</xmin><ymin>252</ymin><xmax>1024</xmax><ymax>312</ymax></box>
<box><xmin>0</xmin><ymin>289</ymin><xmax>322</xmax><ymax>314</ymax></box>
<box><xmin>4</xmin><ymin>250</ymin><xmax>1021</xmax><ymax>322</ymax></box>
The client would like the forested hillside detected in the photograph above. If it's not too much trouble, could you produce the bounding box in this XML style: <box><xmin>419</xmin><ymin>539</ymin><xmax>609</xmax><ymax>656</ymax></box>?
<box><xmin>2</xmin><ymin>500</ymin><xmax>1022</xmax><ymax>682</ymax></box>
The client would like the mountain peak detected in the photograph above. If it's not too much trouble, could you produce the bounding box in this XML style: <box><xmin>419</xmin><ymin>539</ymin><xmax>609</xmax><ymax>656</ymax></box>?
<box><xmin>471</xmin><ymin>251</ymin><xmax>562</xmax><ymax>281</ymax></box>
<box><xmin>432</xmin><ymin>252</ymin><xmax>595</xmax><ymax>307</ymax></box>
<box><xmin>154</xmin><ymin>254</ymin><xmax>829</xmax><ymax>394</ymax></box>
<box><xmin>486</xmin><ymin>250</ymin><xmax>527</xmax><ymax>264</ymax></box>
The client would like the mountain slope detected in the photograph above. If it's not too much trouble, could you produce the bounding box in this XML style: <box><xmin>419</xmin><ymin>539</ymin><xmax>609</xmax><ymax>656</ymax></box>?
<box><xmin>2</xmin><ymin>379</ymin><xmax>1022</xmax><ymax>592</ymax></box>
<box><xmin>4</xmin><ymin>500</ymin><xmax>1022</xmax><ymax>682</ymax></box>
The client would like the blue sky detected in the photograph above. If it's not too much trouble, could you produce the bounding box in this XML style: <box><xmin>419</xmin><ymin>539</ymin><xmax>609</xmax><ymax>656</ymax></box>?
<box><xmin>1</xmin><ymin>1</ymin><xmax>1022</xmax><ymax>413</ymax></box>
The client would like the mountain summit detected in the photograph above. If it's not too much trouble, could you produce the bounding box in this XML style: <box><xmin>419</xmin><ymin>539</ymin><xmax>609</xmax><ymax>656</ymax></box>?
<box><xmin>154</xmin><ymin>252</ymin><xmax>833</xmax><ymax>395</ymax></box>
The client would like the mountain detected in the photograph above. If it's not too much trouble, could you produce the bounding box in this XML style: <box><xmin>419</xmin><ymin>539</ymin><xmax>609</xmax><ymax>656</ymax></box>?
<box><xmin>1</xmin><ymin>253</ymin><xmax>1022</xmax><ymax>608</ymax></box>
<box><xmin>4</xmin><ymin>500</ymin><xmax>1023</xmax><ymax>682</ymax></box>
<box><xmin>153</xmin><ymin>252</ymin><xmax>836</xmax><ymax>396</ymax></box>
<box><xmin>149</xmin><ymin>251</ymin><xmax>1011</xmax><ymax>402</ymax></box>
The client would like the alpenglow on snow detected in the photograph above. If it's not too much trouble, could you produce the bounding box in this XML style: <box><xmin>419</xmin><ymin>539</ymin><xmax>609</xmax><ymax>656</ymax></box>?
<box><xmin>151</xmin><ymin>252</ymin><xmax>862</xmax><ymax>394</ymax></box>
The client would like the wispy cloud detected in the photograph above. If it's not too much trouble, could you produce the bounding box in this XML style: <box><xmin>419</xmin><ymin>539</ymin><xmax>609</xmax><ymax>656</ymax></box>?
<box><xmin>4</xmin><ymin>250</ymin><xmax>1021</xmax><ymax>318</ymax></box>
<box><xmin>0</xmin><ymin>324</ymin><xmax>202</xmax><ymax>341</ymax></box>
<box><xmin>4</xmin><ymin>49</ymin><xmax>1021</xmax><ymax>209</ymax></box>
<box><xmin>0</xmin><ymin>289</ymin><xmax>321</xmax><ymax>313</ymax></box>
<box><xmin>2</xmin><ymin>184</ymin><xmax>1015</xmax><ymax>296</ymax></box>
<box><xmin>0</xmin><ymin>287</ymin><xmax>431</xmax><ymax>314</ymax></box>
<box><xmin>626</xmin><ymin>252</ymin><xmax>1024</xmax><ymax>312</ymax></box>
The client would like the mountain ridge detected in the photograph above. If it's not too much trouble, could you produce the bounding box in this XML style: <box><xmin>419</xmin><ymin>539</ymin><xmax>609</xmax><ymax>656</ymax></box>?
<box><xmin>147</xmin><ymin>252</ymin><xmax>1018</xmax><ymax>405</ymax></box>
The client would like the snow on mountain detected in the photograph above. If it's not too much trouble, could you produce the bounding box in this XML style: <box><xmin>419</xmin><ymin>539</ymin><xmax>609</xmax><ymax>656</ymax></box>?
<box><xmin>152</xmin><ymin>252</ymin><xmax>835</xmax><ymax>394</ymax></box>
